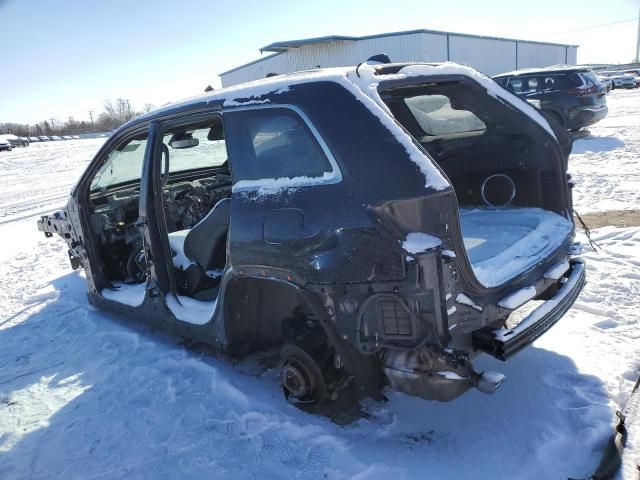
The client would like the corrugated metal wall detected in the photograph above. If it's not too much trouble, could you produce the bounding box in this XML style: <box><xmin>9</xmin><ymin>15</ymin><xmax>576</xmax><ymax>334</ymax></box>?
<box><xmin>449</xmin><ymin>35</ymin><xmax>516</xmax><ymax>75</ymax></box>
<box><xmin>221</xmin><ymin>33</ymin><xmax>576</xmax><ymax>86</ymax></box>
<box><xmin>517</xmin><ymin>42</ymin><xmax>570</xmax><ymax>69</ymax></box>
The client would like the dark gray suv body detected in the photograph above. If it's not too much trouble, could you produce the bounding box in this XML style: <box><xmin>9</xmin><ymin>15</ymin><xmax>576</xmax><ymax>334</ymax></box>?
<box><xmin>494</xmin><ymin>66</ymin><xmax>608</xmax><ymax>131</ymax></box>
<box><xmin>38</xmin><ymin>62</ymin><xmax>585</xmax><ymax>407</ymax></box>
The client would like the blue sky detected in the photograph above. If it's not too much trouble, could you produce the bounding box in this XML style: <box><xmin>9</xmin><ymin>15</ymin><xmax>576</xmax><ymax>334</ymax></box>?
<box><xmin>1</xmin><ymin>0</ymin><xmax>638</xmax><ymax>124</ymax></box>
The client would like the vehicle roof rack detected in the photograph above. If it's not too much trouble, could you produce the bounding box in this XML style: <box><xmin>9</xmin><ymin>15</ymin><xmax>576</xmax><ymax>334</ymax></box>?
<box><xmin>367</xmin><ymin>53</ymin><xmax>391</xmax><ymax>64</ymax></box>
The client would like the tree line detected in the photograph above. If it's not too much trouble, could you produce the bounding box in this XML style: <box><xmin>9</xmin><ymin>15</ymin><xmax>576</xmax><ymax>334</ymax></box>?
<box><xmin>0</xmin><ymin>98</ymin><xmax>155</xmax><ymax>137</ymax></box>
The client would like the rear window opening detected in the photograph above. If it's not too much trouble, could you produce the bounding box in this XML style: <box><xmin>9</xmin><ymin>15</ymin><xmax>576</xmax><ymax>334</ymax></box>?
<box><xmin>382</xmin><ymin>79</ymin><xmax>572</xmax><ymax>287</ymax></box>
<box><xmin>403</xmin><ymin>94</ymin><xmax>486</xmax><ymax>141</ymax></box>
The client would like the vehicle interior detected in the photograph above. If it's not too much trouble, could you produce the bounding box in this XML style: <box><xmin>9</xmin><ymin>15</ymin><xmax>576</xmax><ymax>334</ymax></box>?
<box><xmin>160</xmin><ymin>121</ymin><xmax>231</xmax><ymax>302</ymax></box>
<box><xmin>382</xmin><ymin>80</ymin><xmax>574</xmax><ymax>287</ymax></box>
<box><xmin>87</xmin><ymin>119</ymin><xmax>231</xmax><ymax>305</ymax></box>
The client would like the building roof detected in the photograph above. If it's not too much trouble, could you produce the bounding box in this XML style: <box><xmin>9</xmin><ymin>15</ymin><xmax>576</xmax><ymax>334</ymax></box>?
<box><xmin>259</xmin><ymin>28</ymin><xmax>578</xmax><ymax>53</ymax></box>
<box><xmin>260</xmin><ymin>35</ymin><xmax>357</xmax><ymax>52</ymax></box>
<box><xmin>220</xmin><ymin>28</ymin><xmax>579</xmax><ymax>78</ymax></box>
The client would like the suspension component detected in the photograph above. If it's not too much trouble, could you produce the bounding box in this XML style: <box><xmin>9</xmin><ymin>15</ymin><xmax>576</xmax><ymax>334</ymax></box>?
<box><xmin>280</xmin><ymin>344</ymin><xmax>327</xmax><ymax>404</ymax></box>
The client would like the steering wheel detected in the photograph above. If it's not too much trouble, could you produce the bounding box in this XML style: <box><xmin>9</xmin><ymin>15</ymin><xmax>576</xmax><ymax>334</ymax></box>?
<box><xmin>126</xmin><ymin>246</ymin><xmax>147</xmax><ymax>283</ymax></box>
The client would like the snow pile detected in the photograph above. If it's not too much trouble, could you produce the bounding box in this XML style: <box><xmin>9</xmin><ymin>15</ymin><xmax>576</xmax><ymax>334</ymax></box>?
<box><xmin>167</xmin><ymin>229</ymin><xmax>194</xmax><ymax>269</ymax></box>
<box><xmin>498</xmin><ymin>286</ymin><xmax>537</xmax><ymax>310</ymax></box>
<box><xmin>544</xmin><ymin>260</ymin><xmax>570</xmax><ymax>280</ymax></box>
<box><xmin>233</xmin><ymin>171</ymin><xmax>339</xmax><ymax>195</ymax></box>
<box><xmin>166</xmin><ymin>294</ymin><xmax>217</xmax><ymax>325</ymax></box>
<box><xmin>101</xmin><ymin>281</ymin><xmax>146</xmax><ymax>307</ymax></box>
<box><xmin>460</xmin><ymin>207</ymin><xmax>573</xmax><ymax>288</ymax></box>
<box><xmin>402</xmin><ymin>232</ymin><xmax>442</xmax><ymax>254</ymax></box>
<box><xmin>455</xmin><ymin>293</ymin><xmax>482</xmax><ymax>311</ymax></box>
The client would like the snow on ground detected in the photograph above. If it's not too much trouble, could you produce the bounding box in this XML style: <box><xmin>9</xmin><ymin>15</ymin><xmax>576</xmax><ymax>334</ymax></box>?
<box><xmin>0</xmin><ymin>139</ymin><xmax>105</xmax><ymax>224</ymax></box>
<box><xmin>0</xmin><ymin>90</ymin><xmax>639</xmax><ymax>479</ymax></box>
<box><xmin>571</xmin><ymin>89</ymin><xmax>640</xmax><ymax>213</ymax></box>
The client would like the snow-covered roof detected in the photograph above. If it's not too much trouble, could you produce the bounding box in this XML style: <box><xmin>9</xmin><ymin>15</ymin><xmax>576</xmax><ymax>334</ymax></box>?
<box><xmin>142</xmin><ymin>63</ymin><xmax>552</xmax><ymax>132</ymax></box>
<box><xmin>135</xmin><ymin>66</ymin><xmax>354</xmax><ymax>121</ymax></box>
<box><xmin>133</xmin><ymin>62</ymin><xmax>556</xmax><ymax>190</ymax></box>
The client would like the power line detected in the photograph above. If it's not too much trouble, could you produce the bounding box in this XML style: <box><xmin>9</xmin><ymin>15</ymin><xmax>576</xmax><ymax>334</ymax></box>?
<box><xmin>546</xmin><ymin>16</ymin><xmax>639</xmax><ymax>36</ymax></box>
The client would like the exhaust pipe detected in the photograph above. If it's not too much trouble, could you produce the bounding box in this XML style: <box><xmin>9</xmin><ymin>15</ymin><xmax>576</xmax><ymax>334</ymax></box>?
<box><xmin>475</xmin><ymin>370</ymin><xmax>507</xmax><ymax>394</ymax></box>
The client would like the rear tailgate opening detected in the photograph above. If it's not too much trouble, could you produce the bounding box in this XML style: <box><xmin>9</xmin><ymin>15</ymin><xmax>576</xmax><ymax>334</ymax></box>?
<box><xmin>460</xmin><ymin>207</ymin><xmax>572</xmax><ymax>288</ymax></box>
<box><xmin>380</xmin><ymin>74</ymin><xmax>574</xmax><ymax>289</ymax></box>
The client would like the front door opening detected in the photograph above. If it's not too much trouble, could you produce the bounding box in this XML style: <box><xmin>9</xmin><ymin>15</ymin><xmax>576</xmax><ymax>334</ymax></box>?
<box><xmin>88</xmin><ymin>131</ymin><xmax>149</xmax><ymax>306</ymax></box>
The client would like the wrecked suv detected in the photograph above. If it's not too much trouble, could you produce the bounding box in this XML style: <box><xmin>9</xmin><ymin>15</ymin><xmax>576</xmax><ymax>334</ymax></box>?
<box><xmin>38</xmin><ymin>62</ymin><xmax>585</xmax><ymax>405</ymax></box>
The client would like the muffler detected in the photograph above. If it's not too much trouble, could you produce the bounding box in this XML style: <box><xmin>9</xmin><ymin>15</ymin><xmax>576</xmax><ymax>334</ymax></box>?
<box><xmin>382</xmin><ymin>347</ymin><xmax>506</xmax><ymax>401</ymax></box>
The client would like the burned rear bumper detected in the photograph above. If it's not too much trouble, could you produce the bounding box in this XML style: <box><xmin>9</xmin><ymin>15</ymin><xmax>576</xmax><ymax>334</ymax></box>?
<box><xmin>472</xmin><ymin>259</ymin><xmax>586</xmax><ymax>361</ymax></box>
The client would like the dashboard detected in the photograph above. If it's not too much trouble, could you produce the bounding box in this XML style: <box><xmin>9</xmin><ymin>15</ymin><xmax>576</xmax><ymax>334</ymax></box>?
<box><xmin>89</xmin><ymin>173</ymin><xmax>232</xmax><ymax>280</ymax></box>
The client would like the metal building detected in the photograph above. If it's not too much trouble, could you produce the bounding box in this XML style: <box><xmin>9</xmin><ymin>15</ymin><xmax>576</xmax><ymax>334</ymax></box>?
<box><xmin>220</xmin><ymin>29</ymin><xmax>578</xmax><ymax>87</ymax></box>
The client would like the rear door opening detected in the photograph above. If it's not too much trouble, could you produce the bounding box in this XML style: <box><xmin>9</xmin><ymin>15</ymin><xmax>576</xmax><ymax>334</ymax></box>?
<box><xmin>381</xmin><ymin>77</ymin><xmax>573</xmax><ymax>289</ymax></box>
<box><xmin>152</xmin><ymin>115</ymin><xmax>232</xmax><ymax>324</ymax></box>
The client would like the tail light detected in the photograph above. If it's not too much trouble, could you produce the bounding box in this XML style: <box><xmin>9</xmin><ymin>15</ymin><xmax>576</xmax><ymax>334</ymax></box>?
<box><xmin>566</xmin><ymin>86</ymin><xmax>596</xmax><ymax>96</ymax></box>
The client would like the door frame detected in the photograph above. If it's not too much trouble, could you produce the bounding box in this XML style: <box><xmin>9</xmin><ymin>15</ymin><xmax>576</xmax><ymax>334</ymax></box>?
<box><xmin>75</xmin><ymin>123</ymin><xmax>154</xmax><ymax>295</ymax></box>
<box><xmin>148</xmin><ymin>110</ymin><xmax>227</xmax><ymax>318</ymax></box>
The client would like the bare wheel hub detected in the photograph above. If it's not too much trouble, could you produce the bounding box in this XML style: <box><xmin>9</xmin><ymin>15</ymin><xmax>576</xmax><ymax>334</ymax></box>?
<box><xmin>280</xmin><ymin>344</ymin><xmax>327</xmax><ymax>404</ymax></box>
<box><xmin>281</xmin><ymin>361</ymin><xmax>315</xmax><ymax>398</ymax></box>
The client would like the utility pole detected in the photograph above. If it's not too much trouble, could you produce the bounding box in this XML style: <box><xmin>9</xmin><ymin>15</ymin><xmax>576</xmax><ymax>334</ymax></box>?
<box><xmin>636</xmin><ymin>5</ymin><xmax>640</xmax><ymax>62</ymax></box>
<box><xmin>88</xmin><ymin>109</ymin><xmax>94</xmax><ymax>128</ymax></box>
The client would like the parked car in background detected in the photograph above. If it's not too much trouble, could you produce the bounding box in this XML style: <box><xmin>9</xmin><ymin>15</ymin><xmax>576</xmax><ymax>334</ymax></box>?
<box><xmin>0</xmin><ymin>134</ymin><xmax>29</xmax><ymax>147</ymax></box>
<box><xmin>50</xmin><ymin>135</ymin><xmax>62</xmax><ymax>141</ymax></box>
<box><xmin>28</xmin><ymin>136</ymin><xmax>40</xmax><ymax>142</ymax></box>
<box><xmin>0</xmin><ymin>138</ymin><xmax>12</xmax><ymax>152</ymax></box>
<box><xmin>38</xmin><ymin>136</ymin><xmax>50</xmax><ymax>141</ymax></box>
<box><xmin>625</xmin><ymin>71</ymin><xmax>640</xmax><ymax>88</ymax></box>
<box><xmin>494</xmin><ymin>66</ymin><xmax>608</xmax><ymax>131</ymax></box>
<box><xmin>596</xmin><ymin>75</ymin><xmax>613</xmax><ymax>92</ymax></box>
<box><xmin>601</xmin><ymin>72</ymin><xmax>636</xmax><ymax>89</ymax></box>
<box><xmin>38</xmin><ymin>62</ymin><xmax>584</xmax><ymax>407</ymax></box>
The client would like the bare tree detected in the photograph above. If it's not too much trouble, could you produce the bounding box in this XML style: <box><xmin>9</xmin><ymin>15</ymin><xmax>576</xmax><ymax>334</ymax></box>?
<box><xmin>1</xmin><ymin>96</ymin><xmax>156</xmax><ymax>137</ymax></box>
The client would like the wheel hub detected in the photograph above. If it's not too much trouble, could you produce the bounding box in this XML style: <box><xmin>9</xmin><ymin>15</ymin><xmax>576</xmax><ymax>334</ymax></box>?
<box><xmin>281</xmin><ymin>361</ymin><xmax>313</xmax><ymax>398</ymax></box>
<box><xmin>280</xmin><ymin>344</ymin><xmax>327</xmax><ymax>404</ymax></box>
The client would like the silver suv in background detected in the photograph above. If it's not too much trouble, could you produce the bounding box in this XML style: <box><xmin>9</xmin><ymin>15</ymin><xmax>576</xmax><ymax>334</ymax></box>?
<box><xmin>599</xmin><ymin>71</ymin><xmax>637</xmax><ymax>89</ymax></box>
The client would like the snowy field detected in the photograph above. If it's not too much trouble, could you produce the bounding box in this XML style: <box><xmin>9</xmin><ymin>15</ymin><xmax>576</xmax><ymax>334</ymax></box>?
<box><xmin>0</xmin><ymin>90</ymin><xmax>639</xmax><ymax>479</ymax></box>
<box><xmin>571</xmin><ymin>89</ymin><xmax>640</xmax><ymax>213</ymax></box>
